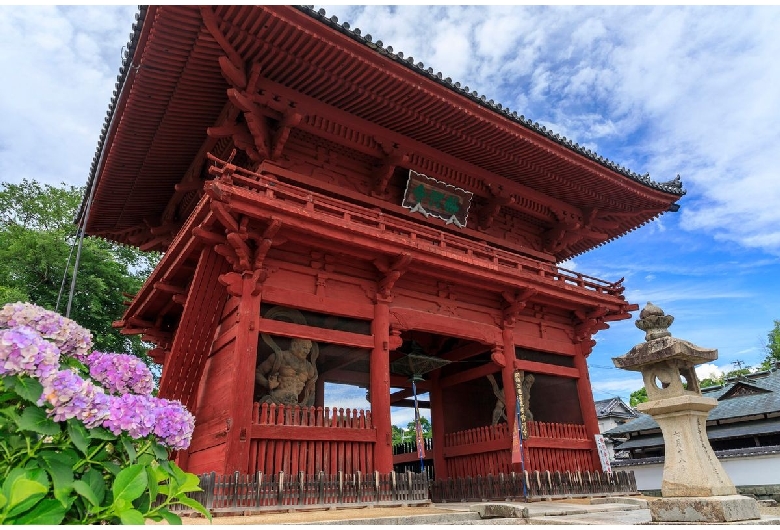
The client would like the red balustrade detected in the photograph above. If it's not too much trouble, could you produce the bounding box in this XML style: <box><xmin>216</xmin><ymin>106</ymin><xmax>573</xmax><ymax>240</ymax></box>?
<box><xmin>207</xmin><ymin>156</ymin><xmax>625</xmax><ymax>299</ymax></box>
<box><xmin>250</xmin><ymin>403</ymin><xmax>376</xmax><ymax>476</ymax></box>
<box><xmin>437</xmin><ymin>421</ymin><xmax>596</xmax><ymax>477</ymax></box>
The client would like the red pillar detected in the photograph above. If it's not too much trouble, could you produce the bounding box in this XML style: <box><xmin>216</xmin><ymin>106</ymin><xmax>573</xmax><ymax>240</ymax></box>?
<box><xmin>222</xmin><ymin>271</ymin><xmax>262</xmax><ymax>474</ymax></box>
<box><xmin>429</xmin><ymin>369</ymin><xmax>446</xmax><ymax>479</ymax></box>
<box><xmin>574</xmin><ymin>342</ymin><xmax>602</xmax><ymax>471</ymax></box>
<box><xmin>370</xmin><ymin>298</ymin><xmax>393</xmax><ymax>472</ymax></box>
<box><xmin>500</xmin><ymin>328</ymin><xmax>517</xmax><ymax>434</ymax></box>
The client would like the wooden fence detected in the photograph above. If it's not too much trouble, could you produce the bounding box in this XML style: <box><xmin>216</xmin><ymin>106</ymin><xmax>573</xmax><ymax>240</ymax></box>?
<box><xmin>431</xmin><ymin>470</ymin><xmax>637</xmax><ymax>503</ymax></box>
<box><xmin>172</xmin><ymin>470</ymin><xmax>429</xmax><ymax>514</ymax></box>
<box><xmin>249</xmin><ymin>403</ymin><xmax>376</xmax><ymax>476</ymax></box>
<box><xmin>408</xmin><ymin>420</ymin><xmax>598</xmax><ymax>478</ymax></box>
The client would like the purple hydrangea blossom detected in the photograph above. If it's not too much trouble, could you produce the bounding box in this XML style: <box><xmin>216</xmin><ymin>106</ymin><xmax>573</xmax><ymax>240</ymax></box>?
<box><xmin>151</xmin><ymin>398</ymin><xmax>195</xmax><ymax>450</ymax></box>
<box><xmin>39</xmin><ymin>369</ymin><xmax>110</xmax><ymax>428</ymax></box>
<box><xmin>102</xmin><ymin>394</ymin><xmax>195</xmax><ymax>450</ymax></box>
<box><xmin>103</xmin><ymin>393</ymin><xmax>158</xmax><ymax>439</ymax></box>
<box><xmin>0</xmin><ymin>326</ymin><xmax>61</xmax><ymax>380</ymax></box>
<box><xmin>86</xmin><ymin>351</ymin><xmax>154</xmax><ymax>396</ymax></box>
<box><xmin>0</xmin><ymin>302</ymin><xmax>92</xmax><ymax>361</ymax></box>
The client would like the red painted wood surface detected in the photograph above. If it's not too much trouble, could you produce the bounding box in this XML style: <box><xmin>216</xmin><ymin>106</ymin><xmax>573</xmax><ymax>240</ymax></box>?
<box><xmin>439</xmin><ymin>421</ymin><xmax>597</xmax><ymax>477</ymax></box>
<box><xmin>249</xmin><ymin>403</ymin><xmax>375</xmax><ymax>476</ymax></box>
<box><xmin>370</xmin><ymin>300</ymin><xmax>393</xmax><ymax>473</ymax></box>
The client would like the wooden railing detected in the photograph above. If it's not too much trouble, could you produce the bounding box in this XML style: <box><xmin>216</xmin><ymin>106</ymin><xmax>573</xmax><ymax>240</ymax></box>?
<box><xmin>172</xmin><ymin>470</ymin><xmax>429</xmax><ymax>514</ymax></box>
<box><xmin>249</xmin><ymin>403</ymin><xmax>376</xmax><ymax>476</ymax></box>
<box><xmin>526</xmin><ymin>421</ymin><xmax>588</xmax><ymax>440</ymax></box>
<box><xmin>438</xmin><ymin>421</ymin><xmax>596</xmax><ymax>477</ymax></box>
<box><xmin>207</xmin><ymin>157</ymin><xmax>626</xmax><ymax>298</ymax></box>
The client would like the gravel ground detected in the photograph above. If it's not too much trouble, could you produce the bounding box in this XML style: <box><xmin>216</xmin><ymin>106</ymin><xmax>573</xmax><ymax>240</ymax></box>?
<box><xmin>149</xmin><ymin>497</ymin><xmax>780</xmax><ymax>525</ymax></box>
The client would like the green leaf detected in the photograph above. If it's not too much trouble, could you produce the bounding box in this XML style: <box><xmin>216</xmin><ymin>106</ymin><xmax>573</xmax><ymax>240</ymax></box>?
<box><xmin>88</xmin><ymin>426</ymin><xmax>117</xmax><ymax>440</ymax></box>
<box><xmin>159</xmin><ymin>508</ymin><xmax>182</xmax><ymax>525</ymax></box>
<box><xmin>112</xmin><ymin>464</ymin><xmax>147</xmax><ymax>505</ymax></box>
<box><xmin>72</xmin><ymin>480</ymin><xmax>99</xmax><ymax>507</ymax></box>
<box><xmin>83</xmin><ymin>468</ymin><xmax>106</xmax><ymax>506</ymax></box>
<box><xmin>152</xmin><ymin>442</ymin><xmax>169</xmax><ymax>461</ymax></box>
<box><xmin>121</xmin><ymin>437</ymin><xmax>138</xmax><ymax>463</ymax></box>
<box><xmin>0</xmin><ymin>492</ymin><xmax>6</xmax><ymax>509</ymax></box>
<box><xmin>177</xmin><ymin>473</ymin><xmax>202</xmax><ymax>494</ymax></box>
<box><xmin>40</xmin><ymin>453</ymin><xmax>74</xmax><ymax>506</ymax></box>
<box><xmin>101</xmin><ymin>461</ymin><xmax>121</xmax><ymax>476</ymax></box>
<box><xmin>67</xmin><ymin>419</ymin><xmax>89</xmax><ymax>455</ymax></box>
<box><xmin>10</xmin><ymin>498</ymin><xmax>67</xmax><ymax>525</ymax></box>
<box><xmin>16</xmin><ymin>406</ymin><xmax>60</xmax><ymax>435</ymax></box>
<box><xmin>4</xmin><ymin>376</ymin><xmax>44</xmax><ymax>404</ymax></box>
<box><xmin>137</xmin><ymin>492</ymin><xmax>151</xmax><ymax>514</ymax></box>
<box><xmin>119</xmin><ymin>508</ymin><xmax>146</xmax><ymax>525</ymax></box>
<box><xmin>175</xmin><ymin>495</ymin><xmax>212</xmax><ymax>521</ymax></box>
<box><xmin>4</xmin><ymin>477</ymin><xmax>48</xmax><ymax>518</ymax></box>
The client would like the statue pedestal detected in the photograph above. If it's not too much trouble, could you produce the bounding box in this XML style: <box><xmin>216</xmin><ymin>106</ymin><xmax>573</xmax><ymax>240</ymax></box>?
<box><xmin>637</xmin><ymin>395</ymin><xmax>735</xmax><ymax>497</ymax></box>
<box><xmin>649</xmin><ymin>495</ymin><xmax>761</xmax><ymax>523</ymax></box>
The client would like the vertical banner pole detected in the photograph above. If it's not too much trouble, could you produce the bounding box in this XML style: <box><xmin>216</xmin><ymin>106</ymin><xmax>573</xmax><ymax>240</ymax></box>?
<box><xmin>512</xmin><ymin>370</ymin><xmax>528</xmax><ymax>499</ymax></box>
<box><xmin>412</xmin><ymin>379</ymin><xmax>425</xmax><ymax>474</ymax></box>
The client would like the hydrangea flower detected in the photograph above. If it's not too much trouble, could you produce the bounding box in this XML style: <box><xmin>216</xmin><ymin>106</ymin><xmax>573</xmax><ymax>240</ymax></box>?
<box><xmin>103</xmin><ymin>393</ymin><xmax>159</xmax><ymax>440</ymax></box>
<box><xmin>0</xmin><ymin>326</ymin><xmax>61</xmax><ymax>380</ymax></box>
<box><xmin>39</xmin><ymin>369</ymin><xmax>110</xmax><ymax>428</ymax></box>
<box><xmin>86</xmin><ymin>351</ymin><xmax>154</xmax><ymax>395</ymax></box>
<box><xmin>0</xmin><ymin>302</ymin><xmax>92</xmax><ymax>361</ymax></box>
<box><xmin>151</xmin><ymin>398</ymin><xmax>195</xmax><ymax>450</ymax></box>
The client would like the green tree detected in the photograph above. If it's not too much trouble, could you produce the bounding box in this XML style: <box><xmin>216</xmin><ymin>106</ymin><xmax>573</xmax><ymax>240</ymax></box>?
<box><xmin>0</xmin><ymin>179</ymin><xmax>158</xmax><ymax>364</ymax></box>
<box><xmin>629</xmin><ymin>387</ymin><xmax>647</xmax><ymax>407</ymax></box>
<box><xmin>761</xmin><ymin>320</ymin><xmax>780</xmax><ymax>370</ymax></box>
<box><xmin>406</xmin><ymin>417</ymin><xmax>432</xmax><ymax>440</ymax></box>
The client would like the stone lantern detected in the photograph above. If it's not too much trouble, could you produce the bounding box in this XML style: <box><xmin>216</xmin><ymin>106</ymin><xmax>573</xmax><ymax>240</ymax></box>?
<box><xmin>612</xmin><ymin>302</ymin><xmax>760</xmax><ymax>523</ymax></box>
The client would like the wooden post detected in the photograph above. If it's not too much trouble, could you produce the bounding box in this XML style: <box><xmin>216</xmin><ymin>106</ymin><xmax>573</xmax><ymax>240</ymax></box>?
<box><xmin>370</xmin><ymin>298</ymin><xmax>393</xmax><ymax>472</ymax></box>
<box><xmin>429</xmin><ymin>369</ymin><xmax>446</xmax><ymax>479</ymax></box>
<box><xmin>573</xmin><ymin>343</ymin><xmax>603</xmax><ymax>471</ymax></box>
<box><xmin>223</xmin><ymin>271</ymin><xmax>263</xmax><ymax>474</ymax></box>
<box><xmin>315</xmin><ymin>376</ymin><xmax>325</xmax><ymax>408</ymax></box>
<box><xmin>501</xmin><ymin>328</ymin><xmax>517</xmax><ymax>435</ymax></box>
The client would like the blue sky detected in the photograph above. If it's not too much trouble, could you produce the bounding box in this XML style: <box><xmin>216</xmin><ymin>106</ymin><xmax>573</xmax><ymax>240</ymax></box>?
<box><xmin>2</xmin><ymin>5</ymin><xmax>780</xmax><ymax>428</ymax></box>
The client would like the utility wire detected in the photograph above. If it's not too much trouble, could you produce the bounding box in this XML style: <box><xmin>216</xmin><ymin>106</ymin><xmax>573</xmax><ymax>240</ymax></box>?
<box><xmin>55</xmin><ymin>231</ymin><xmax>80</xmax><ymax>312</ymax></box>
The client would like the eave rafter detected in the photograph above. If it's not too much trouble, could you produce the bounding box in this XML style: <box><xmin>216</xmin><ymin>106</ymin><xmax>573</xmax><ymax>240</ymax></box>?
<box><xmin>202</xmin><ymin>7</ymin><xmax>304</xmax><ymax>166</ymax></box>
<box><xmin>195</xmin><ymin>13</ymin><xmax>587</xmax><ymax>235</ymax></box>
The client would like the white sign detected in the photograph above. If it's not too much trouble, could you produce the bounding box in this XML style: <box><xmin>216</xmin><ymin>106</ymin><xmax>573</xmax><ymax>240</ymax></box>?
<box><xmin>594</xmin><ymin>434</ymin><xmax>612</xmax><ymax>473</ymax></box>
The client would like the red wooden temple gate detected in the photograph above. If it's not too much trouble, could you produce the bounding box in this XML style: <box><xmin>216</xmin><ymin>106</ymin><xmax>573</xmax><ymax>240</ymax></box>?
<box><xmin>80</xmin><ymin>6</ymin><xmax>684</xmax><ymax>481</ymax></box>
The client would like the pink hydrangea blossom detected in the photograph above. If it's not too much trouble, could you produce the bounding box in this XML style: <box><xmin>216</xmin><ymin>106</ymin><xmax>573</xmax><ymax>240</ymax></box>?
<box><xmin>0</xmin><ymin>302</ymin><xmax>92</xmax><ymax>361</ymax></box>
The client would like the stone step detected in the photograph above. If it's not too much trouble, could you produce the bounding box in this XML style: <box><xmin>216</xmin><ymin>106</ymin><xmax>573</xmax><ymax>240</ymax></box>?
<box><xmin>307</xmin><ymin>511</ymin><xmax>482</xmax><ymax>525</ymax></box>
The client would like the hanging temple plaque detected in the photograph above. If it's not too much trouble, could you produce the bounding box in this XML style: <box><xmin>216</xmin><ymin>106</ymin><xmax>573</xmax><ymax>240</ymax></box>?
<box><xmin>402</xmin><ymin>170</ymin><xmax>472</xmax><ymax>228</ymax></box>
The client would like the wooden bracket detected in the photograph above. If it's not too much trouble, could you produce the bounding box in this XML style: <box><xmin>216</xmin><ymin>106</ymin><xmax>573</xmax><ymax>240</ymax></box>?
<box><xmin>542</xmin><ymin>208</ymin><xmax>610</xmax><ymax>254</ymax></box>
<box><xmin>271</xmin><ymin>111</ymin><xmax>302</xmax><ymax>160</ymax></box>
<box><xmin>200</xmin><ymin>7</ymin><xmax>244</xmax><ymax>75</ymax></box>
<box><xmin>371</xmin><ymin>147</ymin><xmax>408</xmax><ymax>197</ymax></box>
<box><xmin>573</xmin><ymin>306</ymin><xmax>610</xmax><ymax>342</ymax></box>
<box><xmin>478</xmin><ymin>184</ymin><xmax>515</xmax><ymax>230</ymax></box>
<box><xmin>501</xmin><ymin>288</ymin><xmax>537</xmax><ymax>327</ymax></box>
<box><xmin>374</xmin><ymin>252</ymin><xmax>412</xmax><ymax>298</ymax></box>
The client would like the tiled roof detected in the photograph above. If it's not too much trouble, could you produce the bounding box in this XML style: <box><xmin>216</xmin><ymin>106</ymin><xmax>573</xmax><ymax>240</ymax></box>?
<box><xmin>616</xmin><ymin>417</ymin><xmax>780</xmax><ymax>450</ymax></box>
<box><xmin>605</xmin><ymin>367</ymin><xmax>780</xmax><ymax>436</ymax></box>
<box><xmin>295</xmin><ymin>6</ymin><xmax>685</xmax><ymax>197</ymax></box>
<box><xmin>78</xmin><ymin>5</ymin><xmax>683</xmax><ymax>225</ymax></box>
<box><xmin>594</xmin><ymin>397</ymin><xmax>638</xmax><ymax>419</ymax></box>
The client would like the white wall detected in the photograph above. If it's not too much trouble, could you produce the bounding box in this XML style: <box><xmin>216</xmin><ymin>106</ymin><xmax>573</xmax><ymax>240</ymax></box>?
<box><xmin>618</xmin><ymin>453</ymin><xmax>780</xmax><ymax>490</ymax></box>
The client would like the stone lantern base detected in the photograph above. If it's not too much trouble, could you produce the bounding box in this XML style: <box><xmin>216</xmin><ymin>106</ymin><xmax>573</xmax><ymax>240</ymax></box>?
<box><xmin>649</xmin><ymin>495</ymin><xmax>761</xmax><ymax>523</ymax></box>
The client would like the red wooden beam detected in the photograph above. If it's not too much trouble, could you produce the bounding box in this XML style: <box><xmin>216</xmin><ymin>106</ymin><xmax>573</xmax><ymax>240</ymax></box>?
<box><xmin>443</xmin><ymin>437</ymin><xmax>509</xmax><ymax>458</ymax></box>
<box><xmin>524</xmin><ymin>438</ymin><xmax>593</xmax><ymax>451</ymax></box>
<box><xmin>393</xmin><ymin>448</ymin><xmax>432</xmax><ymax>465</ymax></box>
<box><xmin>440</xmin><ymin>342</ymin><xmax>490</xmax><ymax>362</ymax></box>
<box><xmin>256</xmin><ymin>318</ymin><xmax>374</xmax><ymax>349</ymax></box>
<box><xmin>251</xmin><ymin>425</ymin><xmax>377</xmax><ymax>443</ymax></box>
<box><xmin>514</xmin><ymin>359</ymin><xmax>580</xmax><ymax>379</ymax></box>
<box><xmin>440</xmin><ymin>362</ymin><xmax>500</xmax><ymax>389</ymax></box>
